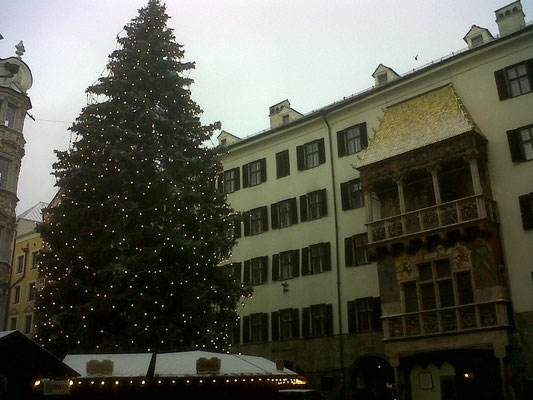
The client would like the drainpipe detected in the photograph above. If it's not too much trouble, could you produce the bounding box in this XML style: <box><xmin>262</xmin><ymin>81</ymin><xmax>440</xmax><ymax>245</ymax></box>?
<box><xmin>321</xmin><ymin>112</ymin><xmax>346</xmax><ymax>400</ymax></box>
<box><xmin>4</xmin><ymin>226</ymin><xmax>25</xmax><ymax>330</ymax></box>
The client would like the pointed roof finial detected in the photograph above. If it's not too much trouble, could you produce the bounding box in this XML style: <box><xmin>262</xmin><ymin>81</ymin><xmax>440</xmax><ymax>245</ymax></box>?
<box><xmin>15</xmin><ymin>41</ymin><xmax>25</xmax><ymax>58</ymax></box>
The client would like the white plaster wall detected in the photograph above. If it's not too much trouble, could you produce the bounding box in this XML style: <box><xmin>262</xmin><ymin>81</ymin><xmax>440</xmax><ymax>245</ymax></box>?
<box><xmin>222</xmin><ymin>28</ymin><xmax>533</xmax><ymax>340</ymax></box>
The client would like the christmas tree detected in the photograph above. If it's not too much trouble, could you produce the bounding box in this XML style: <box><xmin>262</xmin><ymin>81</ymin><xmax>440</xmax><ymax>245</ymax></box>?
<box><xmin>34</xmin><ymin>0</ymin><xmax>246</xmax><ymax>356</ymax></box>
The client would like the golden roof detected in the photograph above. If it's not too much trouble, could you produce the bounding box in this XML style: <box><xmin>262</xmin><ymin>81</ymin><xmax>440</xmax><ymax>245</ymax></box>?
<box><xmin>357</xmin><ymin>84</ymin><xmax>478</xmax><ymax>168</ymax></box>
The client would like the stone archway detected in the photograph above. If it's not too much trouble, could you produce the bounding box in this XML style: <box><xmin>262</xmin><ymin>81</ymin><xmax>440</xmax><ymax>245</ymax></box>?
<box><xmin>351</xmin><ymin>355</ymin><xmax>395</xmax><ymax>400</ymax></box>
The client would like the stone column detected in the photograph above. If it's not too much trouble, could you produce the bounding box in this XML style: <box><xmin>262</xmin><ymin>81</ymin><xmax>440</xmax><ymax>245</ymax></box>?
<box><xmin>364</xmin><ymin>186</ymin><xmax>373</xmax><ymax>223</ymax></box>
<box><xmin>467</xmin><ymin>157</ymin><xmax>486</xmax><ymax>218</ymax></box>
<box><xmin>467</xmin><ymin>157</ymin><xmax>482</xmax><ymax>195</ymax></box>
<box><xmin>494</xmin><ymin>343</ymin><xmax>510</xmax><ymax>400</ymax></box>
<box><xmin>390</xmin><ymin>354</ymin><xmax>403</xmax><ymax>400</ymax></box>
<box><xmin>428</xmin><ymin>164</ymin><xmax>442</xmax><ymax>204</ymax></box>
<box><xmin>394</xmin><ymin>176</ymin><xmax>406</xmax><ymax>235</ymax></box>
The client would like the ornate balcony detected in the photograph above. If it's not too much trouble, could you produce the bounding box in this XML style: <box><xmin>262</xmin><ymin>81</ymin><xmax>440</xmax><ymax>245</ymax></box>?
<box><xmin>382</xmin><ymin>299</ymin><xmax>509</xmax><ymax>341</ymax></box>
<box><xmin>367</xmin><ymin>194</ymin><xmax>498</xmax><ymax>245</ymax></box>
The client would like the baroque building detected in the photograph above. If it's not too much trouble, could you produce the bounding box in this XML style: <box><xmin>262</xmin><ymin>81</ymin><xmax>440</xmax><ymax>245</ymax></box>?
<box><xmin>219</xmin><ymin>2</ymin><xmax>532</xmax><ymax>399</ymax></box>
<box><xmin>6</xmin><ymin>202</ymin><xmax>46</xmax><ymax>336</ymax></box>
<box><xmin>0</xmin><ymin>43</ymin><xmax>33</xmax><ymax>329</ymax></box>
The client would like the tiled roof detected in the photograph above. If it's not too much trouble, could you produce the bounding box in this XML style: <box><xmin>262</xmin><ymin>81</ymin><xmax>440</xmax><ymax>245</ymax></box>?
<box><xmin>17</xmin><ymin>201</ymin><xmax>48</xmax><ymax>222</ymax></box>
<box><xmin>357</xmin><ymin>84</ymin><xmax>478</xmax><ymax>168</ymax></box>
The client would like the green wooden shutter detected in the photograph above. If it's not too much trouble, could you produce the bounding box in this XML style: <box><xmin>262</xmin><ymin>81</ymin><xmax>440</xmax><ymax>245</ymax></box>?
<box><xmin>301</xmin><ymin>247</ymin><xmax>309</xmax><ymax>275</ymax></box>
<box><xmin>323</xmin><ymin>242</ymin><xmax>331</xmax><ymax>271</ymax></box>
<box><xmin>242</xmin><ymin>163</ymin><xmax>250</xmax><ymax>187</ymax></box>
<box><xmin>340</xmin><ymin>182</ymin><xmax>350</xmax><ymax>210</ymax></box>
<box><xmin>320</xmin><ymin>189</ymin><xmax>327</xmax><ymax>216</ymax></box>
<box><xmin>234</xmin><ymin>167</ymin><xmax>240</xmax><ymax>190</ymax></box>
<box><xmin>243</xmin><ymin>260</ymin><xmax>251</xmax><ymax>285</ymax></box>
<box><xmin>494</xmin><ymin>69</ymin><xmax>509</xmax><ymax>100</ymax></box>
<box><xmin>318</xmin><ymin>138</ymin><xmax>326</xmax><ymax>165</ymax></box>
<box><xmin>337</xmin><ymin>130</ymin><xmax>346</xmax><ymax>157</ymax></box>
<box><xmin>507</xmin><ymin>129</ymin><xmax>524</xmax><ymax>162</ymax></box>
<box><xmin>519</xmin><ymin>194</ymin><xmax>533</xmax><ymax>230</ymax></box>
<box><xmin>345</xmin><ymin>237</ymin><xmax>354</xmax><ymax>267</ymax></box>
<box><xmin>360</xmin><ymin>122</ymin><xmax>368</xmax><ymax>149</ymax></box>
<box><xmin>262</xmin><ymin>206</ymin><xmax>269</xmax><ymax>232</ymax></box>
<box><xmin>291</xmin><ymin>249</ymin><xmax>300</xmax><ymax>278</ymax></box>
<box><xmin>243</xmin><ymin>316</ymin><xmax>250</xmax><ymax>343</ymax></box>
<box><xmin>261</xmin><ymin>313</ymin><xmax>269</xmax><ymax>342</ymax></box>
<box><xmin>290</xmin><ymin>197</ymin><xmax>298</xmax><ymax>225</ymax></box>
<box><xmin>347</xmin><ymin>301</ymin><xmax>357</xmax><ymax>333</ymax></box>
<box><xmin>243</xmin><ymin>212</ymin><xmax>251</xmax><ymax>237</ymax></box>
<box><xmin>291</xmin><ymin>308</ymin><xmax>300</xmax><ymax>339</ymax></box>
<box><xmin>261</xmin><ymin>256</ymin><xmax>269</xmax><ymax>284</ymax></box>
<box><xmin>272</xmin><ymin>254</ymin><xmax>280</xmax><ymax>281</ymax></box>
<box><xmin>372</xmin><ymin>297</ymin><xmax>382</xmax><ymax>331</ymax></box>
<box><xmin>325</xmin><ymin>304</ymin><xmax>334</xmax><ymax>335</ymax></box>
<box><xmin>302</xmin><ymin>307</ymin><xmax>310</xmax><ymax>338</ymax></box>
<box><xmin>271</xmin><ymin>203</ymin><xmax>279</xmax><ymax>229</ymax></box>
<box><xmin>271</xmin><ymin>311</ymin><xmax>279</xmax><ymax>341</ymax></box>
<box><xmin>300</xmin><ymin>195</ymin><xmax>308</xmax><ymax>222</ymax></box>
<box><xmin>296</xmin><ymin>145</ymin><xmax>305</xmax><ymax>170</ymax></box>
<box><xmin>260</xmin><ymin>158</ymin><xmax>267</xmax><ymax>183</ymax></box>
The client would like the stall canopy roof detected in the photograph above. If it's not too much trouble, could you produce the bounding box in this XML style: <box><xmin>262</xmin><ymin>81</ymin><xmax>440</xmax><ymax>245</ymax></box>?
<box><xmin>63</xmin><ymin>353</ymin><xmax>153</xmax><ymax>378</ymax></box>
<box><xmin>356</xmin><ymin>84</ymin><xmax>479</xmax><ymax>169</ymax></box>
<box><xmin>155</xmin><ymin>350</ymin><xmax>298</xmax><ymax>377</ymax></box>
<box><xmin>64</xmin><ymin>350</ymin><xmax>298</xmax><ymax>379</ymax></box>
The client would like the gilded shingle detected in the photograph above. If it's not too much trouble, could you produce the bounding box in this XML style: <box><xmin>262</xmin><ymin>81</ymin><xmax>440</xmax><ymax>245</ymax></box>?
<box><xmin>357</xmin><ymin>84</ymin><xmax>478</xmax><ymax>168</ymax></box>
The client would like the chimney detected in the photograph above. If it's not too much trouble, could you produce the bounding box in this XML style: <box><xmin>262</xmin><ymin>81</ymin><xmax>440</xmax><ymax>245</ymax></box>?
<box><xmin>495</xmin><ymin>1</ymin><xmax>526</xmax><ymax>37</ymax></box>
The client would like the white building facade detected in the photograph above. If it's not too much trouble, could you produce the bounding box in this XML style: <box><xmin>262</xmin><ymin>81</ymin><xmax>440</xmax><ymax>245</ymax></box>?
<box><xmin>220</xmin><ymin>2</ymin><xmax>533</xmax><ymax>399</ymax></box>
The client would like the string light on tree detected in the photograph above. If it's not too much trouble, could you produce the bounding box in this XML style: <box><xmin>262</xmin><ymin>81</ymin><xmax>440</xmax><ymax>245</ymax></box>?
<box><xmin>34</xmin><ymin>0</ymin><xmax>247</xmax><ymax>356</ymax></box>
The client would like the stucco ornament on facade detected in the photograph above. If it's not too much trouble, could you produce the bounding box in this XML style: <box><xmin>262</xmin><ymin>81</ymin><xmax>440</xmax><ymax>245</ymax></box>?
<box><xmin>452</xmin><ymin>242</ymin><xmax>472</xmax><ymax>269</ymax></box>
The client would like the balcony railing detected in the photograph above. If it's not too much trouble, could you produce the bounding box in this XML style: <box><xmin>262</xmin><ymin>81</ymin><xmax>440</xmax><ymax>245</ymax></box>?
<box><xmin>367</xmin><ymin>195</ymin><xmax>498</xmax><ymax>244</ymax></box>
<box><xmin>382</xmin><ymin>300</ymin><xmax>509</xmax><ymax>340</ymax></box>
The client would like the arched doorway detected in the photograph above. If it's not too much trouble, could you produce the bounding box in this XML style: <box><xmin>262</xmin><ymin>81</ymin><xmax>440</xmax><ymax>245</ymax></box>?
<box><xmin>351</xmin><ymin>355</ymin><xmax>394</xmax><ymax>400</ymax></box>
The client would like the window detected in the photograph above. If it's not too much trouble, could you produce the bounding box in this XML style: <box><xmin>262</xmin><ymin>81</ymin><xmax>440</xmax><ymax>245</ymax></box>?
<box><xmin>9</xmin><ymin>317</ymin><xmax>17</xmax><ymax>331</ymax></box>
<box><xmin>242</xmin><ymin>158</ymin><xmax>266</xmax><ymax>187</ymax></box>
<box><xmin>271</xmin><ymin>198</ymin><xmax>297</xmax><ymax>229</ymax></box>
<box><xmin>272</xmin><ymin>250</ymin><xmax>299</xmax><ymax>281</ymax></box>
<box><xmin>377</xmin><ymin>73</ymin><xmax>388</xmax><ymax>85</ymax></box>
<box><xmin>341</xmin><ymin>178</ymin><xmax>364</xmax><ymax>210</ymax></box>
<box><xmin>243</xmin><ymin>256</ymin><xmax>268</xmax><ymax>286</ymax></box>
<box><xmin>28</xmin><ymin>282</ymin><xmax>36</xmax><ymax>301</ymax></box>
<box><xmin>0</xmin><ymin>157</ymin><xmax>9</xmax><ymax>188</ymax></box>
<box><xmin>337</xmin><ymin>123</ymin><xmax>368</xmax><ymax>157</ymax></box>
<box><xmin>471</xmin><ymin>34</ymin><xmax>483</xmax><ymax>47</ymax></box>
<box><xmin>24</xmin><ymin>314</ymin><xmax>32</xmax><ymax>334</ymax></box>
<box><xmin>225</xmin><ymin>214</ymin><xmax>242</xmax><ymax>239</ymax></box>
<box><xmin>243</xmin><ymin>206</ymin><xmax>268</xmax><ymax>236</ymax></box>
<box><xmin>220</xmin><ymin>138</ymin><xmax>227</xmax><ymax>146</ymax></box>
<box><xmin>344</xmin><ymin>234</ymin><xmax>370</xmax><ymax>267</ymax></box>
<box><xmin>5</xmin><ymin>103</ymin><xmax>16</xmax><ymax>128</ymax></box>
<box><xmin>296</xmin><ymin>138</ymin><xmax>325</xmax><ymax>170</ymax></box>
<box><xmin>519</xmin><ymin>193</ymin><xmax>533</xmax><ymax>230</ymax></box>
<box><xmin>220</xmin><ymin>167</ymin><xmax>240</xmax><ymax>193</ymax></box>
<box><xmin>301</xmin><ymin>243</ymin><xmax>331</xmax><ymax>275</ymax></box>
<box><xmin>225</xmin><ymin>262</ymin><xmax>241</xmax><ymax>282</ymax></box>
<box><xmin>16</xmin><ymin>254</ymin><xmax>24</xmax><ymax>274</ymax></box>
<box><xmin>242</xmin><ymin>313</ymin><xmax>268</xmax><ymax>343</ymax></box>
<box><xmin>282</xmin><ymin>114</ymin><xmax>290</xmax><ymax>125</ymax></box>
<box><xmin>494</xmin><ymin>58</ymin><xmax>533</xmax><ymax>100</ymax></box>
<box><xmin>347</xmin><ymin>297</ymin><xmax>381</xmax><ymax>332</ymax></box>
<box><xmin>302</xmin><ymin>304</ymin><xmax>333</xmax><ymax>337</ymax></box>
<box><xmin>300</xmin><ymin>189</ymin><xmax>327</xmax><ymax>222</ymax></box>
<box><xmin>402</xmin><ymin>259</ymin><xmax>475</xmax><ymax>313</ymax></box>
<box><xmin>31</xmin><ymin>251</ymin><xmax>39</xmax><ymax>270</ymax></box>
<box><xmin>13</xmin><ymin>285</ymin><xmax>21</xmax><ymax>304</ymax></box>
<box><xmin>271</xmin><ymin>309</ymin><xmax>299</xmax><ymax>340</ymax></box>
<box><xmin>508</xmin><ymin>124</ymin><xmax>533</xmax><ymax>162</ymax></box>
<box><xmin>276</xmin><ymin>150</ymin><xmax>290</xmax><ymax>178</ymax></box>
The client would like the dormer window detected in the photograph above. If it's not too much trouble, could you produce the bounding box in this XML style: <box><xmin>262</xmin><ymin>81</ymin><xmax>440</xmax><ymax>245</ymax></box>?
<box><xmin>5</xmin><ymin>103</ymin><xmax>16</xmax><ymax>128</ymax></box>
<box><xmin>220</xmin><ymin>138</ymin><xmax>227</xmax><ymax>146</ymax></box>
<box><xmin>377</xmin><ymin>73</ymin><xmax>388</xmax><ymax>85</ymax></box>
<box><xmin>471</xmin><ymin>34</ymin><xmax>483</xmax><ymax>47</ymax></box>
<box><xmin>282</xmin><ymin>115</ymin><xmax>289</xmax><ymax>125</ymax></box>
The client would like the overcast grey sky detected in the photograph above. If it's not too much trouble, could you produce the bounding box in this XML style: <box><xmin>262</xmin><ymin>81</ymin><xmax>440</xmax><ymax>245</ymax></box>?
<box><xmin>2</xmin><ymin>0</ymin><xmax>531</xmax><ymax>214</ymax></box>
